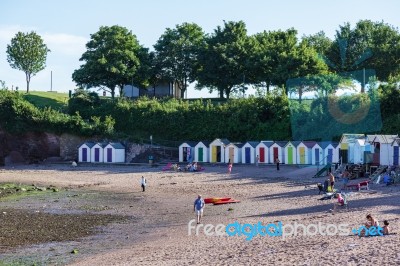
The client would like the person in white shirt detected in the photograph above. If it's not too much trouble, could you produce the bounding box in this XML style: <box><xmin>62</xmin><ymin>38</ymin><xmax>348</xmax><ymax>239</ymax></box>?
<box><xmin>141</xmin><ymin>176</ymin><xmax>146</xmax><ymax>192</ymax></box>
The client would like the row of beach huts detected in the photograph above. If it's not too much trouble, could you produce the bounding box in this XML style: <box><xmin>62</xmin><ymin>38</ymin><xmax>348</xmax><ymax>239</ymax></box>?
<box><xmin>179</xmin><ymin>134</ymin><xmax>400</xmax><ymax>166</ymax></box>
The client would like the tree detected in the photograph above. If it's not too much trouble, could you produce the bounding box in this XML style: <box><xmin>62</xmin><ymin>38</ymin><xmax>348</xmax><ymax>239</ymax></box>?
<box><xmin>72</xmin><ymin>25</ymin><xmax>146</xmax><ymax>98</ymax></box>
<box><xmin>301</xmin><ymin>31</ymin><xmax>332</xmax><ymax>55</ymax></box>
<box><xmin>325</xmin><ymin>20</ymin><xmax>400</xmax><ymax>92</ymax></box>
<box><xmin>196</xmin><ymin>21</ymin><xmax>250</xmax><ymax>99</ymax></box>
<box><xmin>6</xmin><ymin>31</ymin><xmax>50</xmax><ymax>93</ymax></box>
<box><xmin>154</xmin><ymin>23</ymin><xmax>205</xmax><ymax>98</ymax></box>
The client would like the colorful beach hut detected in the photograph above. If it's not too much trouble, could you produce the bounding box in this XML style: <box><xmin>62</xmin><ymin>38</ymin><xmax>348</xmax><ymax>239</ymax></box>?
<box><xmin>91</xmin><ymin>142</ymin><xmax>106</xmax><ymax>163</ymax></box>
<box><xmin>319</xmin><ymin>141</ymin><xmax>339</xmax><ymax>165</ymax></box>
<box><xmin>284</xmin><ymin>141</ymin><xmax>299</xmax><ymax>165</ymax></box>
<box><xmin>296</xmin><ymin>141</ymin><xmax>316</xmax><ymax>165</ymax></box>
<box><xmin>270</xmin><ymin>141</ymin><xmax>286</xmax><ymax>164</ymax></box>
<box><xmin>194</xmin><ymin>141</ymin><xmax>210</xmax><ymax>163</ymax></box>
<box><xmin>209</xmin><ymin>138</ymin><xmax>230</xmax><ymax>163</ymax></box>
<box><xmin>179</xmin><ymin>141</ymin><xmax>197</xmax><ymax>163</ymax></box>
<box><xmin>256</xmin><ymin>141</ymin><xmax>274</xmax><ymax>164</ymax></box>
<box><xmin>225</xmin><ymin>143</ymin><xmax>243</xmax><ymax>164</ymax></box>
<box><xmin>103</xmin><ymin>142</ymin><xmax>125</xmax><ymax>163</ymax></box>
<box><xmin>392</xmin><ymin>137</ymin><xmax>400</xmax><ymax>166</ymax></box>
<box><xmin>78</xmin><ymin>142</ymin><xmax>95</xmax><ymax>163</ymax></box>
<box><xmin>241</xmin><ymin>141</ymin><xmax>259</xmax><ymax>164</ymax></box>
<box><xmin>339</xmin><ymin>134</ymin><xmax>365</xmax><ymax>164</ymax></box>
<box><xmin>312</xmin><ymin>142</ymin><xmax>323</xmax><ymax>165</ymax></box>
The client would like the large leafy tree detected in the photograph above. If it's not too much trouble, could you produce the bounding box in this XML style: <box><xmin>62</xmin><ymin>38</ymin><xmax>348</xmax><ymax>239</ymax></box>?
<box><xmin>154</xmin><ymin>23</ymin><xmax>205</xmax><ymax>98</ymax></box>
<box><xmin>6</xmin><ymin>31</ymin><xmax>50</xmax><ymax>93</ymax></box>
<box><xmin>72</xmin><ymin>25</ymin><xmax>146</xmax><ymax>98</ymax></box>
<box><xmin>325</xmin><ymin>20</ymin><xmax>400</xmax><ymax>92</ymax></box>
<box><xmin>196</xmin><ymin>21</ymin><xmax>250</xmax><ymax>99</ymax></box>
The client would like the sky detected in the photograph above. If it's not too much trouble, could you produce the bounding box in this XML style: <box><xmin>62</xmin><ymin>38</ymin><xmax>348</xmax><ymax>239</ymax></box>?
<box><xmin>0</xmin><ymin>0</ymin><xmax>399</xmax><ymax>98</ymax></box>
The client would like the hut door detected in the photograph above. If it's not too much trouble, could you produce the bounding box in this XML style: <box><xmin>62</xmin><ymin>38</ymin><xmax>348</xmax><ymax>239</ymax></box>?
<box><xmin>327</xmin><ymin>149</ymin><xmax>333</xmax><ymax>163</ymax></box>
<box><xmin>393</xmin><ymin>146</ymin><xmax>399</xmax><ymax>166</ymax></box>
<box><xmin>94</xmin><ymin>148</ymin><xmax>100</xmax><ymax>162</ymax></box>
<box><xmin>212</xmin><ymin>146</ymin><xmax>217</xmax><ymax>162</ymax></box>
<box><xmin>339</xmin><ymin>149</ymin><xmax>348</xmax><ymax>164</ymax></box>
<box><xmin>107</xmin><ymin>148</ymin><xmax>112</xmax><ymax>162</ymax></box>
<box><xmin>182</xmin><ymin>147</ymin><xmax>188</xmax><ymax>162</ymax></box>
<box><xmin>299</xmin><ymin>147</ymin><xmax>305</xmax><ymax>164</ymax></box>
<box><xmin>287</xmin><ymin>147</ymin><xmax>293</xmax><ymax>164</ymax></box>
<box><xmin>245</xmin><ymin>147</ymin><xmax>250</xmax><ymax>163</ymax></box>
<box><xmin>216</xmin><ymin>146</ymin><xmax>221</xmax><ymax>162</ymax></box>
<box><xmin>373</xmin><ymin>143</ymin><xmax>380</xmax><ymax>164</ymax></box>
<box><xmin>273</xmin><ymin>147</ymin><xmax>278</xmax><ymax>163</ymax></box>
<box><xmin>82</xmin><ymin>148</ymin><xmax>87</xmax><ymax>162</ymax></box>
<box><xmin>229</xmin><ymin>147</ymin><xmax>235</xmax><ymax>163</ymax></box>
<box><xmin>198</xmin><ymin>148</ymin><xmax>203</xmax><ymax>162</ymax></box>
<box><xmin>259</xmin><ymin>147</ymin><xmax>265</xmax><ymax>163</ymax></box>
<box><xmin>315</xmin><ymin>149</ymin><xmax>320</xmax><ymax>165</ymax></box>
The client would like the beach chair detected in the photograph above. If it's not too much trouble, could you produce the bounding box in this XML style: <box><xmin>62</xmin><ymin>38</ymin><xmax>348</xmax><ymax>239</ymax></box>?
<box><xmin>162</xmin><ymin>162</ymin><xmax>173</xmax><ymax>171</ymax></box>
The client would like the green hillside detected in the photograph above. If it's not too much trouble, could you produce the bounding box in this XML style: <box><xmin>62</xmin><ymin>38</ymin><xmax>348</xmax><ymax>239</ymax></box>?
<box><xmin>23</xmin><ymin>91</ymin><xmax>69</xmax><ymax>110</ymax></box>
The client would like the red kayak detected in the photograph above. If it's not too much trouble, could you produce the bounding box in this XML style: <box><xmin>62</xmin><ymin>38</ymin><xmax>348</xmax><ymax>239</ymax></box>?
<box><xmin>204</xmin><ymin>197</ymin><xmax>231</xmax><ymax>204</ymax></box>
<box><xmin>213</xmin><ymin>199</ymin><xmax>240</xmax><ymax>205</ymax></box>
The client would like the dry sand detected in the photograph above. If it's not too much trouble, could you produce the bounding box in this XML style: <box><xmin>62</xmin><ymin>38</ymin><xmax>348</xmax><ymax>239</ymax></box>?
<box><xmin>0</xmin><ymin>163</ymin><xmax>399</xmax><ymax>265</ymax></box>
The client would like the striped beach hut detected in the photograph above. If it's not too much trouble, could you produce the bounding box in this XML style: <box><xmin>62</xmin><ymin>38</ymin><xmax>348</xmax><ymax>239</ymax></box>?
<box><xmin>179</xmin><ymin>141</ymin><xmax>197</xmax><ymax>163</ymax></box>
<box><xmin>91</xmin><ymin>142</ymin><xmax>106</xmax><ymax>163</ymax></box>
<box><xmin>209</xmin><ymin>138</ymin><xmax>230</xmax><ymax>163</ymax></box>
<box><xmin>256</xmin><ymin>141</ymin><xmax>274</xmax><ymax>164</ymax></box>
<box><xmin>78</xmin><ymin>142</ymin><xmax>95</xmax><ymax>163</ymax></box>
<box><xmin>104</xmin><ymin>142</ymin><xmax>125</xmax><ymax>163</ymax></box>
<box><xmin>241</xmin><ymin>141</ymin><xmax>259</xmax><ymax>164</ymax></box>
<box><xmin>225</xmin><ymin>143</ymin><xmax>243</xmax><ymax>164</ymax></box>
<box><xmin>194</xmin><ymin>141</ymin><xmax>210</xmax><ymax>163</ymax></box>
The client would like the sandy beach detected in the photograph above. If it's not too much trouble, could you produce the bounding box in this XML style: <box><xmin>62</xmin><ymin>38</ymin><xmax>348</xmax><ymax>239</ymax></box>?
<box><xmin>0</xmin><ymin>163</ymin><xmax>399</xmax><ymax>265</ymax></box>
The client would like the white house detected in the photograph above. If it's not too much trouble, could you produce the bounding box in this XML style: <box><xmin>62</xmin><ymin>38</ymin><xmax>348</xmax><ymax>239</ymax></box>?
<box><xmin>296</xmin><ymin>141</ymin><xmax>316</xmax><ymax>165</ymax></box>
<box><xmin>209</xmin><ymin>138</ymin><xmax>230</xmax><ymax>163</ymax></box>
<box><xmin>225</xmin><ymin>143</ymin><xmax>243</xmax><ymax>164</ymax></box>
<box><xmin>319</xmin><ymin>141</ymin><xmax>339</xmax><ymax>165</ymax></box>
<box><xmin>91</xmin><ymin>142</ymin><xmax>106</xmax><ymax>163</ymax></box>
<box><xmin>241</xmin><ymin>141</ymin><xmax>259</xmax><ymax>164</ymax></box>
<box><xmin>179</xmin><ymin>141</ymin><xmax>197</xmax><ymax>163</ymax></box>
<box><xmin>269</xmin><ymin>141</ymin><xmax>286</xmax><ymax>164</ymax></box>
<box><xmin>194</xmin><ymin>141</ymin><xmax>210</xmax><ymax>163</ymax></box>
<box><xmin>256</xmin><ymin>141</ymin><xmax>274</xmax><ymax>164</ymax></box>
<box><xmin>104</xmin><ymin>142</ymin><xmax>125</xmax><ymax>163</ymax></box>
<box><xmin>284</xmin><ymin>141</ymin><xmax>299</xmax><ymax>165</ymax></box>
<box><xmin>78</xmin><ymin>142</ymin><xmax>95</xmax><ymax>163</ymax></box>
<box><xmin>339</xmin><ymin>134</ymin><xmax>365</xmax><ymax>164</ymax></box>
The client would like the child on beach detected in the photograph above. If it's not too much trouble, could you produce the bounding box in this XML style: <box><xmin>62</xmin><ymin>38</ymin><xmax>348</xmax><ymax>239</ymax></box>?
<box><xmin>383</xmin><ymin>220</ymin><xmax>390</xmax><ymax>235</ymax></box>
<box><xmin>228</xmin><ymin>163</ymin><xmax>233</xmax><ymax>174</ymax></box>
<box><xmin>275</xmin><ymin>157</ymin><xmax>280</xmax><ymax>171</ymax></box>
<box><xmin>332</xmin><ymin>193</ymin><xmax>345</xmax><ymax>214</ymax></box>
<box><xmin>141</xmin><ymin>176</ymin><xmax>147</xmax><ymax>192</ymax></box>
<box><xmin>194</xmin><ymin>195</ymin><xmax>205</xmax><ymax>224</ymax></box>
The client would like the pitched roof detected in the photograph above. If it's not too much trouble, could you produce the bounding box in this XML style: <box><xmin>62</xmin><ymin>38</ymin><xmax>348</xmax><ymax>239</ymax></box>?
<box><xmin>80</xmin><ymin>142</ymin><xmax>96</xmax><ymax>148</ymax></box>
<box><xmin>106</xmin><ymin>142</ymin><xmax>125</xmax><ymax>149</ymax></box>
<box><xmin>366</xmin><ymin>134</ymin><xmax>398</xmax><ymax>144</ymax></box>
<box><xmin>196</xmin><ymin>141</ymin><xmax>211</xmax><ymax>147</ymax></box>
<box><xmin>181</xmin><ymin>141</ymin><xmax>198</xmax><ymax>147</ymax></box>
<box><xmin>244</xmin><ymin>141</ymin><xmax>259</xmax><ymax>148</ymax></box>
<box><xmin>260</xmin><ymin>141</ymin><xmax>274</xmax><ymax>147</ymax></box>
<box><xmin>302</xmin><ymin>141</ymin><xmax>317</xmax><ymax>148</ymax></box>
<box><xmin>229</xmin><ymin>142</ymin><xmax>244</xmax><ymax>148</ymax></box>
<box><xmin>274</xmin><ymin>141</ymin><xmax>288</xmax><ymax>147</ymax></box>
<box><xmin>340</xmin><ymin>134</ymin><xmax>365</xmax><ymax>143</ymax></box>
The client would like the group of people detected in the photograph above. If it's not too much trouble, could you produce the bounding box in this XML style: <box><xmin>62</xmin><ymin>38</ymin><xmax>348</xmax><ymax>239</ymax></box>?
<box><xmin>361</xmin><ymin>214</ymin><xmax>390</xmax><ymax>236</ymax></box>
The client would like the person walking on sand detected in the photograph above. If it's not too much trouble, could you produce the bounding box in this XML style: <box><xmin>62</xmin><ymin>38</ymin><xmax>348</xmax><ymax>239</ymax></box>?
<box><xmin>329</xmin><ymin>170</ymin><xmax>335</xmax><ymax>191</ymax></box>
<box><xmin>275</xmin><ymin>157</ymin><xmax>280</xmax><ymax>171</ymax></box>
<box><xmin>141</xmin><ymin>176</ymin><xmax>147</xmax><ymax>192</ymax></box>
<box><xmin>194</xmin><ymin>194</ymin><xmax>205</xmax><ymax>224</ymax></box>
<box><xmin>256</xmin><ymin>155</ymin><xmax>259</xmax><ymax>167</ymax></box>
<box><xmin>228</xmin><ymin>162</ymin><xmax>233</xmax><ymax>174</ymax></box>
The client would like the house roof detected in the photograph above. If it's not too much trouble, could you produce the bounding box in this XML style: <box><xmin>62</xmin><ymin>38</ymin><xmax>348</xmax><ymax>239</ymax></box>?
<box><xmin>106</xmin><ymin>142</ymin><xmax>125</xmax><ymax>149</ymax></box>
<box><xmin>196</xmin><ymin>141</ymin><xmax>211</xmax><ymax>147</ymax></box>
<box><xmin>244</xmin><ymin>141</ymin><xmax>259</xmax><ymax>148</ymax></box>
<box><xmin>340</xmin><ymin>134</ymin><xmax>365</xmax><ymax>144</ymax></box>
<box><xmin>80</xmin><ymin>142</ymin><xmax>96</xmax><ymax>148</ymax></box>
<box><xmin>302</xmin><ymin>141</ymin><xmax>317</xmax><ymax>148</ymax></box>
<box><xmin>259</xmin><ymin>141</ymin><xmax>274</xmax><ymax>147</ymax></box>
<box><xmin>366</xmin><ymin>134</ymin><xmax>398</xmax><ymax>144</ymax></box>
<box><xmin>181</xmin><ymin>141</ymin><xmax>198</xmax><ymax>147</ymax></box>
<box><xmin>220</xmin><ymin>138</ymin><xmax>230</xmax><ymax>145</ymax></box>
<box><xmin>229</xmin><ymin>143</ymin><xmax>244</xmax><ymax>148</ymax></box>
<box><xmin>273</xmin><ymin>141</ymin><xmax>288</xmax><ymax>147</ymax></box>
<box><xmin>319</xmin><ymin>141</ymin><xmax>333</xmax><ymax>149</ymax></box>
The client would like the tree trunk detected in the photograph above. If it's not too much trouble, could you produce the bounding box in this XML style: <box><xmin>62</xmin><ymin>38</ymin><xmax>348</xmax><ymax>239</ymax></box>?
<box><xmin>180</xmin><ymin>78</ymin><xmax>187</xmax><ymax>99</ymax></box>
<box><xmin>219</xmin><ymin>89</ymin><xmax>224</xmax><ymax>99</ymax></box>
<box><xmin>267</xmin><ymin>82</ymin><xmax>270</xmax><ymax>94</ymax></box>
<box><xmin>25</xmin><ymin>72</ymin><xmax>31</xmax><ymax>93</ymax></box>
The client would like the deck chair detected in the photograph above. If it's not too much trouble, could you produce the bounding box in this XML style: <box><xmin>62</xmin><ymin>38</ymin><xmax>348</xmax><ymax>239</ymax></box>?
<box><xmin>162</xmin><ymin>162</ymin><xmax>173</xmax><ymax>171</ymax></box>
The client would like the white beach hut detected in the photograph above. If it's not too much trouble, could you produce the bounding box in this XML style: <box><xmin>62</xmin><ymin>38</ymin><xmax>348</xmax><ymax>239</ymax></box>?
<box><xmin>209</xmin><ymin>138</ymin><xmax>230</xmax><ymax>163</ymax></box>
<box><xmin>296</xmin><ymin>141</ymin><xmax>316</xmax><ymax>165</ymax></box>
<box><xmin>256</xmin><ymin>141</ymin><xmax>274</xmax><ymax>164</ymax></box>
<box><xmin>179</xmin><ymin>141</ymin><xmax>197</xmax><ymax>163</ymax></box>
<box><xmin>78</xmin><ymin>142</ymin><xmax>95</xmax><ymax>163</ymax></box>
<box><xmin>367</xmin><ymin>135</ymin><xmax>398</xmax><ymax>166</ymax></box>
<box><xmin>339</xmin><ymin>134</ymin><xmax>365</xmax><ymax>164</ymax></box>
<box><xmin>311</xmin><ymin>142</ymin><xmax>323</xmax><ymax>165</ymax></box>
<box><xmin>103</xmin><ymin>142</ymin><xmax>125</xmax><ymax>163</ymax></box>
<box><xmin>241</xmin><ymin>141</ymin><xmax>259</xmax><ymax>164</ymax></box>
<box><xmin>91</xmin><ymin>142</ymin><xmax>106</xmax><ymax>163</ymax></box>
<box><xmin>269</xmin><ymin>141</ymin><xmax>286</xmax><ymax>164</ymax></box>
<box><xmin>319</xmin><ymin>141</ymin><xmax>338</xmax><ymax>165</ymax></box>
<box><xmin>392</xmin><ymin>137</ymin><xmax>400</xmax><ymax>166</ymax></box>
<box><xmin>194</xmin><ymin>141</ymin><xmax>210</xmax><ymax>163</ymax></box>
<box><xmin>225</xmin><ymin>143</ymin><xmax>243</xmax><ymax>164</ymax></box>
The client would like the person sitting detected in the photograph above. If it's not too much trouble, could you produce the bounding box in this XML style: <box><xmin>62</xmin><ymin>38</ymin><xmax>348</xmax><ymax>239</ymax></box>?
<box><xmin>332</xmin><ymin>193</ymin><xmax>345</xmax><ymax>214</ymax></box>
<box><xmin>383</xmin><ymin>220</ymin><xmax>390</xmax><ymax>235</ymax></box>
<box><xmin>365</xmin><ymin>214</ymin><xmax>379</xmax><ymax>228</ymax></box>
<box><xmin>383</xmin><ymin>172</ymin><xmax>391</xmax><ymax>185</ymax></box>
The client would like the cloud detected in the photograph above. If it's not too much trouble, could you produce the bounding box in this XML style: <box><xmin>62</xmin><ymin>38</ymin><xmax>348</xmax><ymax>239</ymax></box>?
<box><xmin>42</xmin><ymin>33</ymin><xmax>87</xmax><ymax>56</ymax></box>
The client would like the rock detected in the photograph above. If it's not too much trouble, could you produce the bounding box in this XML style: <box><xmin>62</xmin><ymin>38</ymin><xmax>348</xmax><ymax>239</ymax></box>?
<box><xmin>71</xmin><ymin>249</ymin><xmax>79</xmax><ymax>254</ymax></box>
